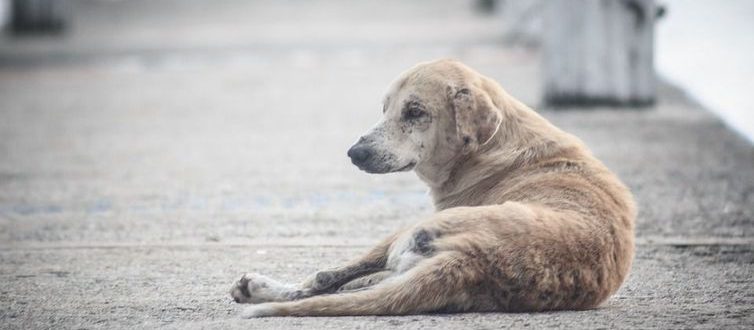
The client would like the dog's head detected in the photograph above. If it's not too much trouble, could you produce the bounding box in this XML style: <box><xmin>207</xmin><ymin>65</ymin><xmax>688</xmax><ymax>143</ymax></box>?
<box><xmin>347</xmin><ymin>59</ymin><xmax>503</xmax><ymax>174</ymax></box>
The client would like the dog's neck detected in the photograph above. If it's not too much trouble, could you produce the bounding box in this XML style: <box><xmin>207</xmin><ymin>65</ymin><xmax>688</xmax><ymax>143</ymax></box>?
<box><xmin>416</xmin><ymin>93</ymin><xmax>578</xmax><ymax>210</ymax></box>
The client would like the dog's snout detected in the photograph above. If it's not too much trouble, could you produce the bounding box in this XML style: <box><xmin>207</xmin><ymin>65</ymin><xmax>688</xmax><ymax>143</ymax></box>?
<box><xmin>347</xmin><ymin>145</ymin><xmax>372</xmax><ymax>165</ymax></box>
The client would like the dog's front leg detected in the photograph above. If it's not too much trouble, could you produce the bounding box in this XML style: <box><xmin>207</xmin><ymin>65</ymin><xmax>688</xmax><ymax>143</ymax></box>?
<box><xmin>301</xmin><ymin>231</ymin><xmax>400</xmax><ymax>293</ymax></box>
<box><xmin>230</xmin><ymin>231</ymin><xmax>400</xmax><ymax>304</ymax></box>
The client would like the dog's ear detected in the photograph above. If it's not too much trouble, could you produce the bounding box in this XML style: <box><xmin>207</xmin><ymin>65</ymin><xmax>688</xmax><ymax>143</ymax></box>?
<box><xmin>450</xmin><ymin>86</ymin><xmax>503</xmax><ymax>153</ymax></box>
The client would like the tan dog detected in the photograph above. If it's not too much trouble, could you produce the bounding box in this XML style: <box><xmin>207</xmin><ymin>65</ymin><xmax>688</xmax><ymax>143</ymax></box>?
<box><xmin>230</xmin><ymin>59</ymin><xmax>636</xmax><ymax>317</ymax></box>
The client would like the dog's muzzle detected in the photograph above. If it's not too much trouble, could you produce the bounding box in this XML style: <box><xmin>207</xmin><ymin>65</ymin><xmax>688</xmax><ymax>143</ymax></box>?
<box><xmin>347</xmin><ymin>143</ymin><xmax>375</xmax><ymax>169</ymax></box>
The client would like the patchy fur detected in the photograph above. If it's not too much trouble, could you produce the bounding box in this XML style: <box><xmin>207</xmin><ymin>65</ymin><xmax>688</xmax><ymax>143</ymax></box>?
<box><xmin>230</xmin><ymin>59</ymin><xmax>636</xmax><ymax>317</ymax></box>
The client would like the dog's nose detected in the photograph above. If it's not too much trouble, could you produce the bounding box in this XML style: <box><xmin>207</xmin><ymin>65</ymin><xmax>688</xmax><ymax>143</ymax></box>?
<box><xmin>347</xmin><ymin>145</ymin><xmax>372</xmax><ymax>165</ymax></box>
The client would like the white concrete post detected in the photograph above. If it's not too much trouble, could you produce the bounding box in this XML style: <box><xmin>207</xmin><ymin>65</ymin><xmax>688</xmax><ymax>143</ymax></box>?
<box><xmin>501</xmin><ymin>0</ymin><xmax>544</xmax><ymax>46</ymax></box>
<box><xmin>543</xmin><ymin>0</ymin><xmax>659</xmax><ymax>106</ymax></box>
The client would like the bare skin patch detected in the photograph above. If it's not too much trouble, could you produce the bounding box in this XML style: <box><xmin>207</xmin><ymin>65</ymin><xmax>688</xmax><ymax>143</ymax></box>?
<box><xmin>410</xmin><ymin>229</ymin><xmax>436</xmax><ymax>256</ymax></box>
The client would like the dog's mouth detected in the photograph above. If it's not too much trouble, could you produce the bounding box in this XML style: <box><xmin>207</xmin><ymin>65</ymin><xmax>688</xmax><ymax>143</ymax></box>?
<box><xmin>356</xmin><ymin>160</ymin><xmax>416</xmax><ymax>174</ymax></box>
<box><xmin>396</xmin><ymin>161</ymin><xmax>416</xmax><ymax>172</ymax></box>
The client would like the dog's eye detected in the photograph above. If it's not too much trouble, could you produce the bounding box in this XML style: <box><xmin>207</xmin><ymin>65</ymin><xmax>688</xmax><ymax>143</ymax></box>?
<box><xmin>404</xmin><ymin>107</ymin><xmax>426</xmax><ymax>120</ymax></box>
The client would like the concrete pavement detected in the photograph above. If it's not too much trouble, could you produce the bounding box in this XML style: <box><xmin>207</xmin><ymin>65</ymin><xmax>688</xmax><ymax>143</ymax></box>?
<box><xmin>0</xmin><ymin>0</ymin><xmax>752</xmax><ymax>328</ymax></box>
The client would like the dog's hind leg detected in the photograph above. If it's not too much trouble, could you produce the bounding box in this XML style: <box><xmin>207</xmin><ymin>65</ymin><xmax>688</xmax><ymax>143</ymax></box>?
<box><xmin>241</xmin><ymin>251</ymin><xmax>481</xmax><ymax>317</ymax></box>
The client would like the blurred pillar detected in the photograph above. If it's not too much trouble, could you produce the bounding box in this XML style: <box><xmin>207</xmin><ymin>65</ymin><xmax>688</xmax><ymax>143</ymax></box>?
<box><xmin>543</xmin><ymin>0</ymin><xmax>659</xmax><ymax>107</ymax></box>
<box><xmin>476</xmin><ymin>0</ymin><xmax>498</xmax><ymax>13</ymax></box>
<box><xmin>501</xmin><ymin>0</ymin><xmax>543</xmax><ymax>47</ymax></box>
<box><xmin>10</xmin><ymin>0</ymin><xmax>67</xmax><ymax>34</ymax></box>
<box><xmin>0</xmin><ymin>0</ymin><xmax>9</xmax><ymax>30</ymax></box>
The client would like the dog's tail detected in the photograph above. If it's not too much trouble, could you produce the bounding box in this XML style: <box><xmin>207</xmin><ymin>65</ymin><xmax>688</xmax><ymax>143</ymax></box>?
<box><xmin>241</xmin><ymin>251</ymin><xmax>478</xmax><ymax>317</ymax></box>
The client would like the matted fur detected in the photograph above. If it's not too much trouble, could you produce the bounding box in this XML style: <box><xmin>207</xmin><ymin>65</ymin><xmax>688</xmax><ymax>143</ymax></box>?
<box><xmin>230</xmin><ymin>59</ymin><xmax>636</xmax><ymax>317</ymax></box>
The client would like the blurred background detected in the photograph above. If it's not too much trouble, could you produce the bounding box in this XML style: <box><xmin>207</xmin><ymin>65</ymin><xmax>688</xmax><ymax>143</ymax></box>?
<box><xmin>0</xmin><ymin>0</ymin><xmax>752</xmax><ymax>329</ymax></box>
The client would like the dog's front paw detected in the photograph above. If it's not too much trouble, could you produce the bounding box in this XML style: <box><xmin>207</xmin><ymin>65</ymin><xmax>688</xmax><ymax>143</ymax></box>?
<box><xmin>230</xmin><ymin>273</ymin><xmax>290</xmax><ymax>304</ymax></box>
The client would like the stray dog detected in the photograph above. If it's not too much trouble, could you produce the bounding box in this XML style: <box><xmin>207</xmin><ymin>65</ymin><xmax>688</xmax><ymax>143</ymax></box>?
<box><xmin>230</xmin><ymin>59</ymin><xmax>635</xmax><ymax>317</ymax></box>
